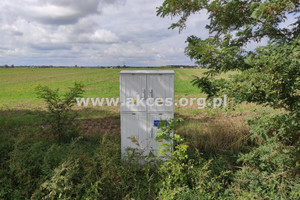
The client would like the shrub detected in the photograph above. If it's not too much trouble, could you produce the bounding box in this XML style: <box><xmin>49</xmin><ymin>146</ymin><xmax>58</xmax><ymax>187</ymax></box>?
<box><xmin>228</xmin><ymin>140</ymin><xmax>300</xmax><ymax>199</ymax></box>
<box><xmin>36</xmin><ymin>82</ymin><xmax>84</xmax><ymax>142</ymax></box>
<box><xmin>226</xmin><ymin>112</ymin><xmax>300</xmax><ymax>199</ymax></box>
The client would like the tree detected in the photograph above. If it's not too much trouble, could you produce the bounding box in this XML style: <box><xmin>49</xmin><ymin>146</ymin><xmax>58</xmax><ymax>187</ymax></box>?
<box><xmin>157</xmin><ymin>0</ymin><xmax>299</xmax><ymax>127</ymax></box>
<box><xmin>36</xmin><ymin>82</ymin><xmax>85</xmax><ymax>142</ymax></box>
<box><xmin>157</xmin><ymin>0</ymin><xmax>300</xmax><ymax>183</ymax></box>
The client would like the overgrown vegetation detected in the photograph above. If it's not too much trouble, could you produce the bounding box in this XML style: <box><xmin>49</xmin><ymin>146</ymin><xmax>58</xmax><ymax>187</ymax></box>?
<box><xmin>2</xmin><ymin>105</ymin><xmax>297</xmax><ymax>199</ymax></box>
<box><xmin>0</xmin><ymin>109</ymin><xmax>242</xmax><ymax>200</ymax></box>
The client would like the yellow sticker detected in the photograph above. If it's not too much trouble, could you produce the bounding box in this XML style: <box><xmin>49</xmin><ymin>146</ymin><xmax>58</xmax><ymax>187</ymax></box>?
<box><xmin>131</xmin><ymin>136</ymin><xmax>137</xmax><ymax>143</ymax></box>
<box><xmin>158</xmin><ymin>139</ymin><xmax>163</xmax><ymax>142</ymax></box>
<box><xmin>133</xmin><ymin>98</ymin><xmax>136</xmax><ymax>104</ymax></box>
<box><xmin>158</xmin><ymin>101</ymin><xmax>163</xmax><ymax>104</ymax></box>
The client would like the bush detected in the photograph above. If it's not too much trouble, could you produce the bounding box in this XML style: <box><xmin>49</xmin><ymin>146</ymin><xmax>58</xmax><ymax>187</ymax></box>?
<box><xmin>36</xmin><ymin>82</ymin><xmax>84</xmax><ymax>142</ymax></box>
<box><xmin>226</xmin><ymin>112</ymin><xmax>300</xmax><ymax>199</ymax></box>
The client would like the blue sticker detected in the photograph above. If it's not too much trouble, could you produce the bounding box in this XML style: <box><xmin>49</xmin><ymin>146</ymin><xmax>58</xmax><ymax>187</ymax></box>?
<box><xmin>154</xmin><ymin>120</ymin><xmax>168</xmax><ymax>127</ymax></box>
<box><xmin>154</xmin><ymin>120</ymin><xmax>159</xmax><ymax>126</ymax></box>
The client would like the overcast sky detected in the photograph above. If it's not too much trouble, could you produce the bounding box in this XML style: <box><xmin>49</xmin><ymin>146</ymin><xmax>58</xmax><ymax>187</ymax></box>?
<box><xmin>0</xmin><ymin>0</ymin><xmax>211</xmax><ymax>66</ymax></box>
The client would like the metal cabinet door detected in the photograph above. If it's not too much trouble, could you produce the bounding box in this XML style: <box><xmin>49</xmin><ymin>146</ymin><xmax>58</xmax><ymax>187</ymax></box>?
<box><xmin>147</xmin><ymin>74</ymin><xmax>174</xmax><ymax>112</ymax></box>
<box><xmin>121</xmin><ymin>113</ymin><xmax>149</xmax><ymax>155</ymax></box>
<box><xmin>120</xmin><ymin>74</ymin><xmax>147</xmax><ymax>112</ymax></box>
<box><xmin>147</xmin><ymin>113</ymin><xmax>174</xmax><ymax>156</ymax></box>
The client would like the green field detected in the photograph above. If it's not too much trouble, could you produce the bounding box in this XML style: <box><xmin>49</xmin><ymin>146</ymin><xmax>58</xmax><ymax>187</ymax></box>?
<box><xmin>0</xmin><ymin>68</ymin><xmax>209</xmax><ymax>108</ymax></box>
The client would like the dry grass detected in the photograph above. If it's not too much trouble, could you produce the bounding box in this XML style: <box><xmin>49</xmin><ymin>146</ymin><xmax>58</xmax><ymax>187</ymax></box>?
<box><xmin>176</xmin><ymin>112</ymin><xmax>251</xmax><ymax>154</ymax></box>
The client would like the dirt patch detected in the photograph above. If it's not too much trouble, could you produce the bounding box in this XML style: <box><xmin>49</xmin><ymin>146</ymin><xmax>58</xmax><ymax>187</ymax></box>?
<box><xmin>80</xmin><ymin>116</ymin><xmax>120</xmax><ymax>137</ymax></box>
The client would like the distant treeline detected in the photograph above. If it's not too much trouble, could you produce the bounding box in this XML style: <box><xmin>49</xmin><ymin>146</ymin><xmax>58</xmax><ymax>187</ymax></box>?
<box><xmin>0</xmin><ymin>64</ymin><xmax>199</xmax><ymax>69</ymax></box>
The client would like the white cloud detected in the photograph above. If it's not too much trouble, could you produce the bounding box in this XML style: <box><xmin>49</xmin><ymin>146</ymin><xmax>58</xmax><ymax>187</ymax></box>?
<box><xmin>28</xmin><ymin>4</ymin><xmax>81</xmax><ymax>23</ymax></box>
<box><xmin>2</xmin><ymin>0</ymin><xmax>121</xmax><ymax>25</ymax></box>
<box><xmin>0</xmin><ymin>0</ymin><xmax>210</xmax><ymax>66</ymax></box>
<box><xmin>89</xmin><ymin>29</ymin><xmax>119</xmax><ymax>43</ymax></box>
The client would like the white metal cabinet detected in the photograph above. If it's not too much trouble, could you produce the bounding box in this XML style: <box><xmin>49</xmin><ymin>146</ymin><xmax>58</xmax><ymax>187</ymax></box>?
<box><xmin>147</xmin><ymin>74</ymin><xmax>174</xmax><ymax>112</ymax></box>
<box><xmin>121</xmin><ymin>113</ymin><xmax>149</xmax><ymax>155</ymax></box>
<box><xmin>120</xmin><ymin>73</ymin><xmax>147</xmax><ymax>112</ymax></box>
<box><xmin>120</xmin><ymin>70</ymin><xmax>174</xmax><ymax>157</ymax></box>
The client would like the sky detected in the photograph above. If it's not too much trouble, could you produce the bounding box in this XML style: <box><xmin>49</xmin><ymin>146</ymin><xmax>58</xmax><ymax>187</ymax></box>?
<box><xmin>0</xmin><ymin>0</ymin><xmax>210</xmax><ymax>66</ymax></box>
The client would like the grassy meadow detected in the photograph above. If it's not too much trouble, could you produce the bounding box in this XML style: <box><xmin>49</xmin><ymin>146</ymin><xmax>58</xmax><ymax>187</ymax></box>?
<box><xmin>1</xmin><ymin>68</ymin><xmax>294</xmax><ymax>199</ymax></box>
<box><xmin>0</xmin><ymin>68</ymin><xmax>207</xmax><ymax>108</ymax></box>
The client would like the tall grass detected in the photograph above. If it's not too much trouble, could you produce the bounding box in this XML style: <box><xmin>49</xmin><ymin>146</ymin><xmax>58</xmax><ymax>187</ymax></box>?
<box><xmin>178</xmin><ymin>116</ymin><xmax>250</xmax><ymax>154</ymax></box>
